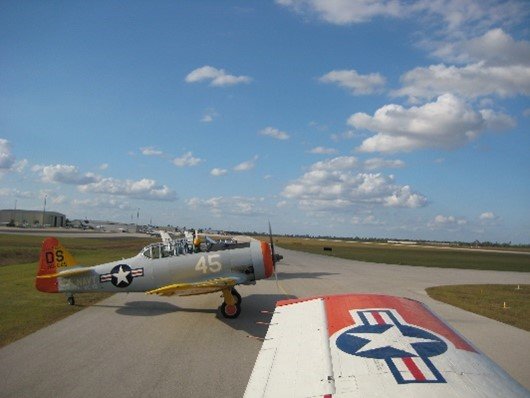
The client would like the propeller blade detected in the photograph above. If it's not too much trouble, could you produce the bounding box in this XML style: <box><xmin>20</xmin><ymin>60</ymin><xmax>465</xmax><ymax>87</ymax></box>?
<box><xmin>268</xmin><ymin>221</ymin><xmax>276</xmax><ymax>266</ymax></box>
<box><xmin>273</xmin><ymin>267</ymin><xmax>280</xmax><ymax>292</ymax></box>
<box><xmin>268</xmin><ymin>221</ymin><xmax>283</xmax><ymax>293</ymax></box>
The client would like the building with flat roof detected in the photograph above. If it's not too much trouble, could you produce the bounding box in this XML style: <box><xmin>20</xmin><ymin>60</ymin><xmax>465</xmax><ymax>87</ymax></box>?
<box><xmin>0</xmin><ymin>209</ymin><xmax>66</xmax><ymax>227</ymax></box>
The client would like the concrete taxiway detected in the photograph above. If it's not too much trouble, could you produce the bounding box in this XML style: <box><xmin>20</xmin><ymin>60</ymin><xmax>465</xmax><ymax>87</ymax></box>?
<box><xmin>0</xmin><ymin>248</ymin><xmax>529</xmax><ymax>397</ymax></box>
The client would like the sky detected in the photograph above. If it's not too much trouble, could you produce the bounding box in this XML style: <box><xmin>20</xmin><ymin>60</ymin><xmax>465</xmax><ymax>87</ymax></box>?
<box><xmin>0</xmin><ymin>0</ymin><xmax>529</xmax><ymax>243</ymax></box>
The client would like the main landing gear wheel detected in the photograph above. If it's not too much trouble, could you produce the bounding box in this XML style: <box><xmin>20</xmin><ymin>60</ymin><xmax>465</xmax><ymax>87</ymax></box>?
<box><xmin>67</xmin><ymin>296</ymin><xmax>75</xmax><ymax>306</ymax></box>
<box><xmin>220</xmin><ymin>302</ymin><xmax>241</xmax><ymax>319</ymax></box>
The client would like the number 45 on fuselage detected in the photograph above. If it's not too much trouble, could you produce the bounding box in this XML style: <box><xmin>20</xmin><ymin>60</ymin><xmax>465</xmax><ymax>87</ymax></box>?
<box><xmin>35</xmin><ymin>236</ymin><xmax>281</xmax><ymax>319</ymax></box>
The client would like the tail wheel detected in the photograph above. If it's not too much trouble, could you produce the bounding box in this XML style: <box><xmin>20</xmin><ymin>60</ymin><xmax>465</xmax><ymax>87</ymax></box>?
<box><xmin>231</xmin><ymin>288</ymin><xmax>242</xmax><ymax>305</ymax></box>
<box><xmin>67</xmin><ymin>296</ymin><xmax>75</xmax><ymax>306</ymax></box>
<box><xmin>220</xmin><ymin>302</ymin><xmax>241</xmax><ymax>319</ymax></box>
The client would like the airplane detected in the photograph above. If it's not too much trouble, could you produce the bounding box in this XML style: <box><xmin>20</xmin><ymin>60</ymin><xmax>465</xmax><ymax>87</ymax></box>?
<box><xmin>35</xmin><ymin>230</ymin><xmax>282</xmax><ymax>319</ymax></box>
<box><xmin>244</xmin><ymin>293</ymin><xmax>528</xmax><ymax>397</ymax></box>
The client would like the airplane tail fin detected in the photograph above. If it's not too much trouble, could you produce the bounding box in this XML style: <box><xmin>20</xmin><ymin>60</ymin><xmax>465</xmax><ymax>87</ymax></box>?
<box><xmin>36</xmin><ymin>237</ymin><xmax>78</xmax><ymax>292</ymax></box>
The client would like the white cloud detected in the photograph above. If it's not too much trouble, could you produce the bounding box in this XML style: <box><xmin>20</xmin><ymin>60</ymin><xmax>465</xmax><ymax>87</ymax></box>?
<box><xmin>282</xmin><ymin>156</ymin><xmax>427</xmax><ymax>211</ymax></box>
<box><xmin>173</xmin><ymin>152</ymin><xmax>203</xmax><ymax>167</ymax></box>
<box><xmin>201</xmin><ymin>108</ymin><xmax>219</xmax><ymax>123</ymax></box>
<box><xmin>186</xmin><ymin>196</ymin><xmax>267</xmax><ymax>217</ymax></box>
<box><xmin>364</xmin><ymin>158</ymin><xmax>405</xmax><ymax>170</ymax></box>
<box><xmin>99</xmin><ymin>163</ymin><xmax>109</xmax><ymax>170</ymax></box>
<box><xmin>308</xmin><ymin>121</ymin><xmax>329</xmax><ymax>131</ymax></box>
<box><xmin>185</xmin><ymin>65</ymin><xmax>251</xmax><ymax>87</ymax></box>
<box><xmin>233</xmin><ymin>156</ymin><xmax>258</xmax><ymax>172</ymax></box>
<box><xmin>0</xmin><ymin>139</ymin><xmax>16</xmax><ymax>172</ymax></box>
<box><xmin>32</xmin><ymin>163</ymin><xmax>177</xmax><ymax>202</ymax></box>
<box><xmin>210</xmin><ymin>168</ymin><xmax>228</xmax><ymax>177</ymax></box>
<box><xmin>50</xmin><ymin>195</ymin><xmax>67</xmax><ymax>205</ymax></box>
<box><xmin>276</xmin><ymin>0</ymin><xmax>526</xmax><ymax>33</ymax></box>
<box><xmin>331</xmin><ymin>130</ymin><xmax>356</xmax><ymax>142</ymax></box>
<box><xmin>141</xmin><ymin>146</ymin><xmax>164</xmax><ymax>156</ymax></box>
<box><xmin>351</xmin><ymin>214</ymin><xmax>385</xmax><ymax>225</ymax></box>
<box><xmin>411</xmin><ymin>0</ymin><xmax>526</xmax><ymax>34</ymax></box>
<box><xmin>393</xmin><ymin>62</ymin><xmax>530</xmax><ymax>101</ymax></box>
<box><xmin>523</xmin><ymin>108</ymin><xmax>530</xmax><ymax>117</ymax></box>
<box><xmin>0</xmin><ymin>188</ymin><xmax>33</xmax><ymax>198</ymax></box>
<box><xmin>79</xmin><ymin>178</ymin><xmax>176</xmax><ymax>201</ymax></box>
<box><xmin>309</xmin><ymin>146</ymin><xmax>338</xmax><ymax>155</ymax></box>
<box><xmin>384</xmin><ymin>185</ymin><xmax>426</xmax><ymax>208</ymax></box>
<box><xmin>311</xmin><ymin>156</ymin><xmax>358</xmax><ymax>171</ymax></box>
<box><xmin>479</xmin><ymin>211</ymin><xmax>495</xmax><ymax>220</ymax></box>
<box><xmin>72</xmin><ymin>197</ymin><xmax>133</xmax><ymax>210</ymax></box>
<box><xmin>479</xmin><ymin>109</ymin><xmax>516</xmax><ymax>131</ymax></box>
<box><xmin>479</xmin><ymin>211</ymin><xmax>500</xmax><ymax>225</ymax></box>
<box><xmin>33</xmin><ymin>164</ymin><xmax>100</xmax><ymax>185</ymax></box>
<box><xmin>432</xmin><ymin>29</ymin><xmax>530</xmax><ymax>66</ymax></box>
<box><xmin>429</xmin><ymin>214</ymin><xmax>468</xmax><ymax>229</ymax></box>
<box><xmin>10</xmin><ymin>159</ymin><xmax>27</xmax><ymax>173</ymax></box>
<box><xmin>259</xmin><ymin>126</ymin><xmax>290</xmax><ymax>140</ymax></box>
<box><xmin>350</xmin><ymin>94</ymin><xmax>514</xmax><ymax>153</ymax></box>
<box><xmin>276</xmin><ymin>200</ymin><xmax>289</xmax><ymax>208</ymax></box>
<box><xmin>320</xmin><ymin>69</ymin><xmax>386</xmax><ymax>95</ymax></box>
<box><xmin>276</xmin><ymin>0</ymin><xmax>403</xmax><ymax>24</ymax></box>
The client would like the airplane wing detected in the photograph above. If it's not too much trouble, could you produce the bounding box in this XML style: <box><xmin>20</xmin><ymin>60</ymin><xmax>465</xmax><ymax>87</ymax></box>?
<box><xmin>145</xmin><ymin>276</ymin><xmax>244</xmax><ymax>297</ymax></box>
<box><xmin>36</xmin><ymin>267</ymin><xmax>93</xmax><ymax>279</ymax></box>
<box><xmin>244</xmin><ymin>294</ymin><xmax>528</xmax><ymax>398</ymax></box>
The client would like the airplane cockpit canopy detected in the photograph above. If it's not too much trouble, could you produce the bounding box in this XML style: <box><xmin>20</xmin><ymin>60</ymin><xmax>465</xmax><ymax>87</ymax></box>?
<box><xmin>141</xmin><ymin>240</ymin><xmax>189</xmax><ymax>259</ymax></box>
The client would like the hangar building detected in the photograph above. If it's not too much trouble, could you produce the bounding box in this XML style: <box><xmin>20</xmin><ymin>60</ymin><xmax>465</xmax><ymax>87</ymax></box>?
<box><xmin>0</xmin><ymin>209</ymin><xmax>66</xmax><ymax>227</ymax></box>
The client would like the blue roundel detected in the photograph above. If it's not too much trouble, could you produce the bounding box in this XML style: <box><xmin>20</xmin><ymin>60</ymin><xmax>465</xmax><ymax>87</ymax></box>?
<box><xmin>110</xmin><ymin>264</ymin><xmax>133</xmax><ymax>288</ymax></box>
<box><xmin>336</xmin><ymin>323</ymin><xmax>448</xmax><ymax>360</ymax></box>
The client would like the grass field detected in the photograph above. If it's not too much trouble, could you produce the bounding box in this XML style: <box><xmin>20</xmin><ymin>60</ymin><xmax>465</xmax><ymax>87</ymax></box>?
<box><xmin>269</xmin><ymin>237</ymin><xmax>530</xmax><ymax>272</ymax></box>
<box><xmin>0</xmin><ymin>234</ymin><xmax>156</xmax><ymax>348</ymax></box>
<box><xmin>426</xmin><ymin>284</ymin><xmax>530</xmax><ymax>331</ymax></box>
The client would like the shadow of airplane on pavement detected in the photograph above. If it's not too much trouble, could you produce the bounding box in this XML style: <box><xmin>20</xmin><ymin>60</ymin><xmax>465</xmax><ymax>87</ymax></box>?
<box><xmin>91</xmin><ymin>293</ymin><xmax>296</xmax><ymax>338</ymax></box>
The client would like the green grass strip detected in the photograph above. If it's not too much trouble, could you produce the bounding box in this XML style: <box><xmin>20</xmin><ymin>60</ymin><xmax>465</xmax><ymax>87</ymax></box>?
<box><xmin>426</xmin><ymin>284</ymin><xmax>530</xmax><ymax>331</ymax></box>
<box><xmin>271</xmin><ymin>237</ymin><xmax>530</xmax><ymax>272</ymax></box>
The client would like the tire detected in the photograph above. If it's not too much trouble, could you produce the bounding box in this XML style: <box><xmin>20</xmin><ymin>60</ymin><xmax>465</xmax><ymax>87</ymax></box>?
<box><xmin>67</xmin><ymin>296</ymin><xmax>75</xmax><ymax>306</ymax></box>
<box><xmin>220</xmin><ymin>302</ymin><xmax>241</xmax><ymax>319</ymax></box>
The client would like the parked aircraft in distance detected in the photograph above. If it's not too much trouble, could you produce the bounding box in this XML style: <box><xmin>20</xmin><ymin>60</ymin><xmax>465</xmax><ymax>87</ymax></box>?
<box><xmin>245</xmin><ymin>294</ymin><xmax>528</xmax><ymax>397</ymax></box>
<box><xmin>35</xmin><ymin>230</ymin><xmax>281</xmax><ymax>318</ymax></box>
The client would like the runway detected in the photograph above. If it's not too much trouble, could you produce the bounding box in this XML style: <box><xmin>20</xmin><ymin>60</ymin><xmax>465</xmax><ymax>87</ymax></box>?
<box><xmin>1</xmin><ymin>248</ymin><xmax>529</xmax><ymax>397</ymax></box>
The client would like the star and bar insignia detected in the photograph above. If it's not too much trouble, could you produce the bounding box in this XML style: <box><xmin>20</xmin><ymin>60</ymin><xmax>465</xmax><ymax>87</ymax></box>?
<box><xmin>99</xmin><ymin>264</ymin><xmax>144</xmax><ymax>288</ymax></box>
<box><xmin>336</xmin><ymin>309</ymin><xmax>448</xmax><ymax>384</ymax></box>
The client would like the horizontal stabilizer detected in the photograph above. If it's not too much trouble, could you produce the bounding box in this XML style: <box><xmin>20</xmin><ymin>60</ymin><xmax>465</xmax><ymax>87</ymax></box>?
<box><xmin>36</xmin><ymin>267</ymin><xmax>93</xmax><ymax>279</ymax></box>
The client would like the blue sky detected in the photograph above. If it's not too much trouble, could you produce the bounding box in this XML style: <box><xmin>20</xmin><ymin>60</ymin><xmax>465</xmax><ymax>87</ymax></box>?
<box><xmin>1</xmin><ymin>0</ymin><xmax>529</xmax><ymax>243</ymax></box>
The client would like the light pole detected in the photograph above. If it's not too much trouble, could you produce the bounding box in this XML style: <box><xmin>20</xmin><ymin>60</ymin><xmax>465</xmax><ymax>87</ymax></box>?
<box><xmin>42</xmin><ymin>195</ymin><xmax>47</xmax><ymax>227</ymax></box>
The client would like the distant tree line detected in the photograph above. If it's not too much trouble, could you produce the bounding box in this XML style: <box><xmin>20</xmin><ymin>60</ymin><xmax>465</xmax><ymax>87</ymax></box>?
<box><xmin>227</xmin><ymin>230</ymin><xmax>529</xmax><ymax>249</ymax></box>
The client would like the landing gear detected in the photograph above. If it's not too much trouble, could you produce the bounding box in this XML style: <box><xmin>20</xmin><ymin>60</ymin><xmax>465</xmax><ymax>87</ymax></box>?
<box><xmin>219</xmin><ymin>288</ymin><xmax>241</xmax><ymax>319</ymax></box>
<box><xmin>220</xmin><ymin>302</ymin><xmax>241</xmax><ymax>319</ymax></box>
<box><xmin>67</xmin><ymin>295</ymin><xmax>75</xmax><ymax>306</ymax></box>
<box><xmin>231</xmin><ymin>288</ymin><xmax>242</xmax><ymax>305</ymax></box>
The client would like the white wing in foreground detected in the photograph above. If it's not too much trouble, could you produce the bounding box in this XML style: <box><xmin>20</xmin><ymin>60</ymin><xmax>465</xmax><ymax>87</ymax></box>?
<box><xmin>244</xmin><ymin>294</ymin><xmax>528</xmax><ymax>398</ymax></box>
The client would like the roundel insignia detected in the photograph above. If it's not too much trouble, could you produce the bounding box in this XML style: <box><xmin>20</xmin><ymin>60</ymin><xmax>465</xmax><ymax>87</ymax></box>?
<box><xmin>335</xmin><ymin>309</ymin><xmax>448</xmax><ymax>384</ymax></box>
<box><xmin>110</xmin><ymin>264</ymin><xmax>133</xmax><ymax>288</ymax></box>
<box><xmin>99</xmin><ymin>264</ymin><xmax>144</xmax><ymax>288</ymax></box>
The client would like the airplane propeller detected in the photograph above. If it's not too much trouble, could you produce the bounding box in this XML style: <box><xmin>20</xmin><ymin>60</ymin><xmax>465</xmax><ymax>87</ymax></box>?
<box><xmin>268</xmin><ymin>222</ymin><xmax>284</xmax><ymax>291</ymax></box>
